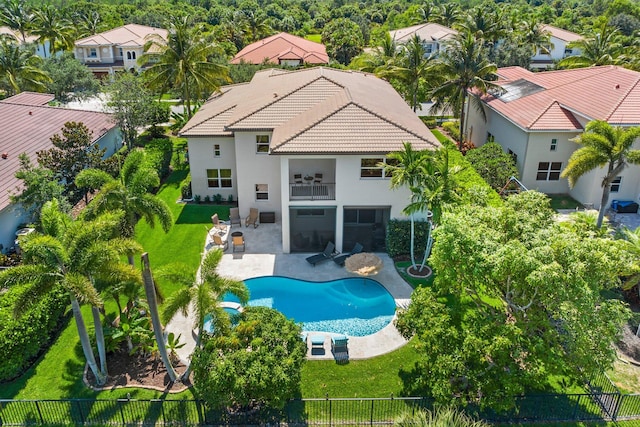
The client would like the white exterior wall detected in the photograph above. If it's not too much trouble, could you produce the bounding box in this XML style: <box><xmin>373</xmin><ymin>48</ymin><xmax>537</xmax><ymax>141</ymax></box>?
<box><xmin>234</xmin><ymin>132</ymin><xmax>282</xmax><ymax>219</ymax></box>
<box><xmin>187</xmin><ymin>136</ymin><xmax>237</xmax><ymax>201</ymax></box>
<box><xmin>522</xmin><ymin>132</ymin><xmax>577</xmax><ymax>193</ymax></box>
<box><xmin>96</xmin><ymin>128</ymin><xmax>123</xmax><ymax>158</ymax></box>
<box><xmin>0</xmin><ymin>205</ymin><xmax>30</xmax><ymax>252</ymax></box>
<box><xmin>531</xmin><ymin>36</ymin><xmax>581</xmax><ymax>69</ymax></box>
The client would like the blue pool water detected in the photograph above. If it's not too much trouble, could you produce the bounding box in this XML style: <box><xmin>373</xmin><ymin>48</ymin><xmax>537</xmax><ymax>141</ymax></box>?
<box><xmin>226</xmin><ymin>276</ymin><xmax>396</xmax><ymax>337</ymax></box>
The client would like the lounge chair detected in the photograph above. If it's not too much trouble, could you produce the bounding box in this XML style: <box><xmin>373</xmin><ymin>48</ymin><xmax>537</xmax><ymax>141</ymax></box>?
<box><xmin>333</xmin><ymin>243</ymin><xmax>364</xmax><ymax>266</ymax></box>
<box><xmin>229</xmin><ymin>207</ymin><xmax>241</xmax><ymax>226</ymax></box>
<box><xmin>314</xmin><ymin>173</ymin><xmax>323</xmax><ymax>184</ymax></box>
<box><xmin>211</xmin><ymin>213</ymin><xmax>227</xmax><ymax>230</ymax></box>
<box><xmin>306</xmin><ymin>242</ymin><xmax>335</xmax><ymax>266</ymax></box>
<box><xmin>245</xmin><ymin>208</ymin><xmax>259</xmax><ymax>228</ymax></box>
<box><xmin>212</xmin><ymin>233</ymin><xmax>228</xmax><ymax>251</ymax></box>
<box><xmin>294</xmin><ymin>173</ymin><xmax>303</xmax><ymax>184</ymax></box>
<box><xmin>232</xmin><ymin>235</ymin><xmax>245</xmax><ymax>252</ymax></box>
<box><xmin>331</xmin><ymin>335</ymin><xmax>349</xmax><ymax>353</ymax></box>
<box><xmin>309</xmin><ymin>335</ymin><xmax>325</xmax><ymax>350</ymax></box>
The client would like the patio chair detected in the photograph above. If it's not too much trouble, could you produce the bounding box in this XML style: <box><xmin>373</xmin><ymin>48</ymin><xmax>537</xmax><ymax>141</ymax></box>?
<box><xmin>229</xmin><ymin>207</ymin><xmax>241</xmax><ymax>226</ymax></box>
<box><xmin>331</xmin><ymin>335</ymin><xmax>349</xmax><ymax>353</ymax></box>
<box><xmin>333</xmin><ymin>242</ymin><xmax>364</xmax><ymax>266</ymax></box>
<box><xmin>309</xmin><ymin>335</ymin><xmax>325</xmax><ymax>351</ymax></box>
<box><xmin>212</xmin><ymin>233</ymin><xmax>228</xmax><ymax>251</ymax></box>
<box><xmin>305</xmin><ymin>242</ymin><xmax>335</xmax><ymax>266</ymax></box>
<box><xmin>294</xmin><ymin>173</ymin><xmax>303</xmax><ymax>184</ymax></box>
<box><xmin>245</xmin><ymin>208</ymin><xmax>259</xmax><ymax>228</ymax></box>
<box><xmin>211</xmin><ymin>213</ymin><xmax>227</xmax><ymax>231</ymax></box>
<box><xmin>232</xmin><ymin>235</ymin><xmax>245</xmax><ymax>252</ymax></box>
<box><xmin>314</xmin><ymin>173</ymin><xmax>323</xmax><ymax>184</ymax></box>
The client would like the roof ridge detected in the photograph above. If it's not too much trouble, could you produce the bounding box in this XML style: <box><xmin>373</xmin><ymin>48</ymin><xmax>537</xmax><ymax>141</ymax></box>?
<box><xmin>528</xmin><ymin>99</ymin><xmax>560</xmax><ymax>127</ymax></box>
<box><xmin>0</xmin><ymin>102</ymin><xmax>112</xmax><ymax>116</ymax></box>
<box><xmin>353</xmin><ymin>102</ymin><xmax>438</xmax><ymax>145</ymax></box>
<box><xmin>604</xmin><ymin>73</ymin><xmax>640</xmax><ymax>121</ymax></box>
<box><xmin>535</xmin><ymin>65</ymin><xmax>615</xmax><ymax>90</ymax></box>
<box><xmin>181</xmin><ymin>104</ymin><xmax>236</xmax><ymax>134</ymax></box>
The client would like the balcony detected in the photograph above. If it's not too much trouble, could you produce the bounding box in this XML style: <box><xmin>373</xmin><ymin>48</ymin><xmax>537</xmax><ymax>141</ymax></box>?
<box><xmin>289</xmin><ymin>183</ymin><xmax>335</xmax><ymax>201</ymax></box>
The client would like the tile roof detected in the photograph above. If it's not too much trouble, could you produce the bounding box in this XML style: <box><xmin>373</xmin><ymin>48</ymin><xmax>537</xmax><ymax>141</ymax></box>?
<box><xmin>231</xmin><ymin>32</ymin><xmax>329</xmax><ymax>65</ymax></box>
<box><xmin>75</xmin><ymin>24</ymin><xmax>168</xmax><ymax>47</ymax></box>
<box><xmin>181</xmin><ymin>67</ymin><xmax>440</xmax><ymax>154</ymax></box>
<box><xmin>0</xmin><ymin>26</ymin><xmax>38</xmax><ymax>43</ymax></box>
<box><xmin>2</xmin><ymin>92</ymin><xmax>55</xmax><ymax>106</ymax></box>
<box><xmin>540</xmin><ymin>24</ymin><xmax>583</xmax><ymax>42</ymax></box>
<box><xmin>389</xmin><ymin>23</ymin><xmax>458</xmax><ymax>43</ymax></box>
<box><xmin>0</xmin><ymin>103</ymin><xmax>116</xmax><ymax>211</ymax></box>
<box><xmin>482</xmin><ymin>65</ymin><xmax>640</xmax><ymax>130</ymax></box>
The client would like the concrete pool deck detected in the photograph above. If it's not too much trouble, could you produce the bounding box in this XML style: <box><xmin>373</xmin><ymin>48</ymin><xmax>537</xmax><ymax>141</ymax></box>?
<box><xmin>165</xmin><ymin>222</ymin><xmax>414</xmax><ymax>364</ymax></box>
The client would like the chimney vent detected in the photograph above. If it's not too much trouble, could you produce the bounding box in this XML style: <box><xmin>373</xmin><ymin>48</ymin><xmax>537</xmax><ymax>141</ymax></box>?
<box><xmin>1</xmin><ymin>152</ymin><xmax>8</xmax><ymax>159</ymax></box>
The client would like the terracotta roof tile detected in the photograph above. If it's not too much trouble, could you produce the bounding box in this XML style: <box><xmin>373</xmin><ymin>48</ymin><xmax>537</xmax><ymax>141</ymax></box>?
<box><xmin>75</xmin><ymin>24</ymin><xmax>167</xmax><ymax>47</ymax></box>
<box><xmin>1</xmin><ymin>92</ymin><xmax>55</xmax><ymax>106</ymax></box>
<box><xmin>541</xmin><ymin>24</ymin><xmax>583</xmax><ymax>42</ymax></box>
<box><xmin>0</xmin><ymin>105</ymin><xmax>115</xmax><ymax>211</ymax></box>
<box><xmin>231</xmin><ymin>32</ymin><xmax>328</xmax><ymax>65</ymax></box>
<box><xmin>389</xmin><ymin>23</ymin><xmax>458</xmax><ymax>43</ymax></box>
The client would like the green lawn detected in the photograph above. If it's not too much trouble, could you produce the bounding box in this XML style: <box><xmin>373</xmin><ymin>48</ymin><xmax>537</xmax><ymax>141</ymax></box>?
<box><xmin>305</xmin><ymin>33</ymin><xmax>321</xmax><ymax>43</ymax></box>
<box><xmin>548</xmin><ymin>193</ymin><xmax>584</xmax><ymax>210</ymax></box>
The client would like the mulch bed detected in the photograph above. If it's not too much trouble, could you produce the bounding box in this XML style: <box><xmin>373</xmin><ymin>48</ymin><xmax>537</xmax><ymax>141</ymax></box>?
<box><xmin>85</xmin><ymin>345</ymin><xmax>191</xmax><ymax>392</ymax></box>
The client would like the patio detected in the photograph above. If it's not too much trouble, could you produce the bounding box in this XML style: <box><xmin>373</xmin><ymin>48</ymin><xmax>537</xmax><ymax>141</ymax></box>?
<box><xmin>166</xmin><ymin>221</ymin><xmax>413</xmax><ymax>363</ymax></box>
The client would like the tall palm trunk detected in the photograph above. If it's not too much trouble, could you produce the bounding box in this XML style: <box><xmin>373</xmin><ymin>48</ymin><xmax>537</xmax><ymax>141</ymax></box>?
<box><xmin>141</xmin><ymin>253</ymin><xmax>178</xmax><ymax>382</ymax></box>
<box><xmin>410</xmin><ymin>214</ymin><xmax>417</xmax><ymax>268</ymax></box>
<box><xmin>91</xmin><ymin>306</ymin><xmax>108</xmax><ymax>376</ymax></box>
<box><xmin>458</xmin><ymin>91</ymin><xmax>467</xmax><ymax>151</ymax></box>
<box><xmin>71</xmin><ymin>294</ymin><xmax>105</xmax><ymax>385</ymax></box>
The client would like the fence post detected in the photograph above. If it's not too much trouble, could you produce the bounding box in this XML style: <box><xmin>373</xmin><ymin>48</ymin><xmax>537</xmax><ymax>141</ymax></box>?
<box><xmin>118</xmin><ymin>399</ymin><xmax>126</xmax><ymax>425</ymax></box>
<box><xmin>75</xmin><ymin>400</ymin><xmax>85</xmax><ymax>425</ymax></box>
<box><xmin>326</xmin><ymin>394</ymin><xmax>331</xmax><ymax>427</ymax></box>
<box><xmin>34</xmin><ymin>401</ymin><xmax>44</xmax><ymax>425</ymax></box>
<box><xmin>613</xmin><ymin>393</ymin><xmax>622</xmax><ymax>422</ymax></box>
<box><xmin>572</xmin><ymin>394</ymin><xmax>581</xmax><ymax>421</ymax></box>
<box><xmin>370</xmin><ymin>399</ymin><xmax>374</xmax><ymax>426</ymax></box>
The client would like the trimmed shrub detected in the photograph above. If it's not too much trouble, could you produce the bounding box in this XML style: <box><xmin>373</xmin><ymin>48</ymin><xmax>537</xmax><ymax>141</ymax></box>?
<box><xmin>420</xmin><ymin>116</ymin><xmax>437</xmax><ymax>128</ymax></box>
<box><xmin>441</xmin><ymin>121</ymin><xmax>460</xmax><ymax>142</ymax></box>
<box><xmin>386</xmin><ymin>219</ymin><xmax>432</xmax><ymax>258</ymax></box>
<box><xmin>145</xmin><ymin>138</ymin><xmax>173</xmax><ymax>179</ymax></box>
<box><xmin>181</xmin><ymin>180</ymin><xmax>192</xmax><ymax>200</ymax></box>
<box><xmin>0</xmin><ymin>284</ymin><xmax>69</xmax><ymax>381</ymax></box>
<box><xmin>465</xmin><ymin>142</ymin><xmax>519</xmax><ymax>191</ymax></box>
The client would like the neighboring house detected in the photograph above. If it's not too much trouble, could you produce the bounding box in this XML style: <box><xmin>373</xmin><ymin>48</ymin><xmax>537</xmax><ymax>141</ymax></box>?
<box><xmin>530</xmin><ymin>24</ymin><xmax>583</xmax><ymax>70</ymax></box>
<box><xmin>231</xmin><ymin>32</ymin><xmax>329</xmax><ymax>66</ymax></box>
<box><xmin>389</xmin><ymin>22</ymin><xmax>458</xmax><ymax>56</ymax></box>
<box><xmin>0</xmin><ymin>26</ymin><xmax>51</xmax><ymax>58</ymax></box>
<box><xmin>74</xmin><ymin>24</ymin><xmax>168</xmax><ymax>78</ymax></box>
<box><xmin>0</xmin><ymin>92</ymin><xmax>121</xmax><ymax>252</ymax></box>
<box><xmin>180</xmin><ymin>67</ymin><xmax>440</xmax><ymax>253</ymax></box>
<box><xmin>466</xmin><ymin>65</ymin><xmax>640</xmax><ymax>209</ymax></box>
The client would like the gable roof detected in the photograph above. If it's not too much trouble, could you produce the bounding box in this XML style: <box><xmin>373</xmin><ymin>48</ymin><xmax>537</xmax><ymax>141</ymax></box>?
<box><xmin>0</xmin><ymin>26</ymin><xmax>38</xmax><ymax>43</ymax></box>
<box><xmin>75</xmin><ymin>24</ymin><xmax>168</xmax><ymax>48</ymax></box>
<box><xmin>181</xmin><ymin>67</ymin><xmax>440</xmax><ymax>154</ymax></box>
<box><xmin>389</xmin><ymin>23</ymin><xmax>458</xmax><ymax>44</ymax></box>
<box><xmin>0</xmin><ymin>102</ymin><xmax>116</xmax><ymax>211</ymax></box>
<box><xmin>540</xmin><ymin>24</ymin><xmax>583</xmax><ymax>42</ymax></box>
<box><xmin>481</xmin><ymin>65</ymin><xmax>640</xmax><ymax>130</ymax></box>
<box><xmin>2</xmin><ymin>92</ymin><xmax>55</xmax><ymax>106</ymax></box>
<box><xmin>231</xmin><ymin>32</ymin><xmax>329</xmax><ymax>65</ymax></box>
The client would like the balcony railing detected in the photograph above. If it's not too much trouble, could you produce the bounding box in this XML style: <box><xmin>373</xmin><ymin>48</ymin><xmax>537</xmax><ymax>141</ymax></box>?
<box><xmin>289</xmin><ymin>183</ymin><xmax>335</xmax><ymax>201</ymax></box>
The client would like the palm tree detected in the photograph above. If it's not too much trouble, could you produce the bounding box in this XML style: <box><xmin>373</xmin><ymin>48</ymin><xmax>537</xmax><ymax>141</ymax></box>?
<box><xmin>0</xmin><ymin>38</ymin><xmax>51</xmax><ymax>95</ymax></box>
<box><xmin>235</xmin><ymin>9</ymin><xmax>273</xmax><ymax>43</ymax></box>
<box><xmin>140</xmin><ymin>17</ymin><xmax>230</xmax><ymax>119</ymax></box>
<box><xmin>75</xmin><ymin>149</ymin><xmax>173</xmax><ymax>263</ymax></box>
<box><xmin>0</xmin><ymin>200</ymin><xmax>141</xmax><ymax>385</ymax></box>
<box><xmin>430</xmin><ymin>30</ymin><xmax>502</xmax><ymax>151</ymax></box>
<box><xmin>561</xmin><ymin>120</ymin><xmax>640</xmax><ymax>228</ymax></box>
<box><xmin>378</xmin><ymin>34</ymin><xmax>437</xmax><ymax>112</ymax></box>
<box><xmin>75</xmin><ymin>9</ymin><xmax>102</xmax><ymax>38</ymax></box>
<box><xmin>558</xmin><ymin>23</ymin><xmax>622</xmax><ymax>69</ymax></box>
<box><xmin>519</xmin><ymin>19</ymin><xmax>554</xmax><ymax>56</ymax></box>
<box><xmin>437</xmin><ymin>3</ymin><xmax>461</xmax><ymax>28</ymax></box>
<box><xmin>0</xmin><ymin>0</ymin><xmax>32</xmax><ymax>42</ymax></box>
<box><xmin>386</xmin><ymin>142</ymin><xmax>431</xmax><ymax>270</ymax></box>
<box><xmin>414</xmin><ymin>1</ymin><xmax>440</xmax><ymax>24</ymax></box>
<box><xmin>31</xmin><ymin>5</ymin><xmax>74</xmax><ymax>57</ymax></box>
<box><xmin>159</xmin><ymin>249</ymin><xmax>249</xmax><ymax>380</ymax></box>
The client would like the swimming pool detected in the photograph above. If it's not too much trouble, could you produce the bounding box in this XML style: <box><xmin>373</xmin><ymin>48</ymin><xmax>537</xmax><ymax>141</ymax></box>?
<box><xmin>225</xmin><ymin>276</ymin><xmax>396</xmax><ymax>337</ymax></box>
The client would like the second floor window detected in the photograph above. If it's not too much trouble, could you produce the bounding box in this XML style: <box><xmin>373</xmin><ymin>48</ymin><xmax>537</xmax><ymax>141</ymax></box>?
<box><xmin>256</xmin><ymin>135</ymin><xmax>269</xmax><ymax>153</ymax></box>
<box><xmin>536</xmin><ymin>161</ymin><xmax>562</xmax><ymax>181</ymax></box>
<box><xmin>207</xmin><ymin>169</ymin><xmax>232</xmax><ymax>188</ymax></box>
<box><xmin>360</xmin><ymin>158</ymin><xmax>398</xmax><ymax>178</ymax></box>
<box><xmin>611</xmin><ymin>176</ymin><xmax>622</xmax><ymax>193</ymax></box>
<box><xmin>550</xmin><ymin>139</ymin><xmax>557</xmax><ymax>151</ymax></box>
<box><xmin>89</xmin><ymin>48</ymin><xmax>97</xmax><ymax>58</ymax></box>
<box><xmin>214</xmin><ymin>144</ymin><xmax>220</xmax><ymax>157</ymax></box>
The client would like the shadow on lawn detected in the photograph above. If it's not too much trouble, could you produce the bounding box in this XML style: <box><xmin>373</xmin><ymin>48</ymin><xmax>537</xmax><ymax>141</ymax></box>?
<box><xmin>176</xmin><ymin>204</ymin><xmax>230</xmax><ymax>225</ymax></box>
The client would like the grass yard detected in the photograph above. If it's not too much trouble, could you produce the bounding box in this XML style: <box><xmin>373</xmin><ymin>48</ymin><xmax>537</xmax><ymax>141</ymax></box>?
<box><xmin>305</xmin><ymin>33</ymin><xmax>322</xmax><ymax>43</ymax></box>
<box><xmin>548</xmin><ymin>193</ymin><xmax>584</xmax><ymax>210</ymax></box>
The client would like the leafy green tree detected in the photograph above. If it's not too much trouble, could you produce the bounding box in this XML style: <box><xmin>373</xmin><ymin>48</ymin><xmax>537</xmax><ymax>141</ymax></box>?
<box><xmin>0</xmin><ymin>0</ymin><xmax>32</xmax><ymax>42</ymax></box>
<box><xmin>36</xmin><ymin>121</ymin><xmax>107</xmax><ymax>202</ymax></box>
<box><xmin>31</xmin><ymin>5</ymin><xmax>74</xmax><ymax>57</ymax></box>
<box><xmin>558</xmin><ymin>23</ymin><xmax>622</xmax><ymax>68</ymax></box>
<box><xmin>0</xmin><ymin>199</ymin><xmax>141</xmax><ymax>385</ymax></box>
<box><xmin>431</xmin><ymin>31</ymin><xmax>502</xmax><ymax>151</ymax></box>
<box><xmin>396</xmin><ymin>191</ymin><xmax>633</xmax><ymax>410</ymax></box>
<box><xmin>192</xmin><ymin>306</ymin><xmax>307</xmax><ymax>410</ymax></box>
<box><xmin>140</xmin><ymin>16</ymin><xmax>229</xmax><ymax>120</ymax></box>
<box><xmin>322</xmin><ymin>17</ymin><xmax>364</xmax><ymax>65</ymax></box>
<box><xmin>159</xmin><ymin>249</ymin><xmax>248</xmax><ymax>380</ymax></box>
<box><xmin>519</xmin><ymin>19</ymin><xmax>553</xmax><ymax>56</ymax></box>
<box><xmin>561</xmin><ymin>120</ymin><xmax>640</xmax><ymax>228</ymax></box>
<box><xmin>75</xmin><ymin>149</ymin><xmax>173</xmax><ymax>259</ymax></box>
<box><xmin>106</xmin><ymin>72</ymin><xmax>157</xmax><ymax>150</ymax></box>
<box><xmin>465</xmin><ymin>142</ymin><xmax>519</xmax><ymax>191</ymax></box>
<box><xmin>435</xmin><ymin>3</ymin><xmax>461</xmax><ymax>27</ymax></box>
<box><xmin>9</xmin><ymin>153</ymin><xmax>69</xmax><ymax>221</ymax></box>
<box><xmin>42</xmin><ymin>53</ymin><xmax>100</xmax><ymax>103</ymax></box>
<box><xmin>395</xmin><ymin>407</ymin><xmax>488</xmax><ymax>427</ymax></box>
<box><xmin>0</xmin><ymin>38</ymin><xmax>51</xmax><ymax>95</ymax></box>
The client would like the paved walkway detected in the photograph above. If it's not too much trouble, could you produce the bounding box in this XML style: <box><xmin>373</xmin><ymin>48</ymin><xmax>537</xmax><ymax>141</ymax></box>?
<box><xmin>165</xmin><ymin>222</ymin><xmax>414</xmax><ymax>364</ymax></box>
<box><xmin>556</xmin><ymin>208</ymin><xmax>640</xmax><ymax>230</ymax></box>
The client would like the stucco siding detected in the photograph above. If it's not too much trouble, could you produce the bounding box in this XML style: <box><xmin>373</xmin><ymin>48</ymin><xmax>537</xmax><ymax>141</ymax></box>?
<box><xmin>522</xmin><ymin>132</ymin><xmax>577</xmax><ymax>193</ymax></box>
<box><xmin>188</xmin><ymin>136</ymin><xmax>237</xmax><ymax>202</ymax></box>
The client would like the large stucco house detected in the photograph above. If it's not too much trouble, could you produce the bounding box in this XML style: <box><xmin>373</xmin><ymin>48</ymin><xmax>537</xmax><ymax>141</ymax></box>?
<box><xmin>389</xmin><ymin>23</ymin><xmax>458</xmax><ymax>56</ymax></box>
<box><xmin>74</xmin><ymin>24</ymin><xmax>168</xmax><ymax>77</ymax></box>
<box><xmin>0</xmin><ymin>92</ymin><xmax>121</xmax><ymax>252</ymax></box>
<box><xmin>466</xmin><ymin>65</ymin><xmax>640</xmax><ymax>209</ymax></box>
<box><xmin>231</xmin><ymin>32</ymin><xmax>329</xmax><ymax>66</ymax></box>
<box><xmin>0</xmin><ymin>26</ymin><xmax>51</xmax><ymax>58</ymax></box>
<box><xmin>180</xmin><ymin>67</ymin><xmax>440</xmax><ymax>253</ymax></box>
<box><xmin>530</xmin><ymin>24</ymin><xmax>583</xmax><ymax>70</ymax></box>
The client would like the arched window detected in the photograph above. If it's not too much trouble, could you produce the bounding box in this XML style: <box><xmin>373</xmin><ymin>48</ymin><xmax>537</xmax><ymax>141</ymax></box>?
<box><xmin>131</xmin><ymin>51</ymin><xmax>136</xmax><ymax>59</ymax></box>
<box><xmin>126</xmin><ymin>51</ymin><xmax>131</xmax><ymax>60</ymax></box>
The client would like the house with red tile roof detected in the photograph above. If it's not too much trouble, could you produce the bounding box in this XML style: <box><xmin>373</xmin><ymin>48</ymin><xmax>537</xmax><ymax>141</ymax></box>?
<box><xmin>231</xmin><ymin>32</ymin><xmax>328</xmax><ymax>66</ymax></box>
<box><xmin>180</xmin><ymin>67</ymin><xmax>440</xmax><ymax>253</ymax></box>
<box><xmin>530</xmin><ymin>24</ymin><xmax>583</xmax><ymax>70</ymax></box>
<box><xmin>466</xmin><ymin>65</ymin><xmax>640</xmax><ymax>209</ymax></box>
<box><xmin>0</xmin><ymin>26</ymin><xmax>51</xmax><ymax>58</ymax></box>
<box><xmin>0</xmin><ymin>93</ymin><xmax>121</xmax><ymax>252</ymax></box>
<box><xmin>389</xmin><ymin>23</ymin><xmax>458</xmax><ymax>56</ymax></box>
<box><xmin>74</xmin><ymin>24</ymin><xmax>168</xmax><ymax>77</ymax></box>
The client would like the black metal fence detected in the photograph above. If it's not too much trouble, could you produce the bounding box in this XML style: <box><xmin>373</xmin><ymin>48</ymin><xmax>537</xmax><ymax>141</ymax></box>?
<box><xmin>3</xmin><ymin>380</ymin><xmax>640</xmax><ymax>426</ymax></box>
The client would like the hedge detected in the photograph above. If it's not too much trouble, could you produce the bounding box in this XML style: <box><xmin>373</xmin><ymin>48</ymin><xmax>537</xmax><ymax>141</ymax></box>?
<box><xmin>386</xmin><ymin>219</ymin><xmax>433</xmax><ymax>258</ymax></box>
<box><xmin>0</xmin><ymin>283</ymin><xmax>69</xmax><ymax>381</ymax></box>
<box><xmin>145</xmin><ymin>138</ymin><xmax>173</xmax><ymax>179</ymax></box>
